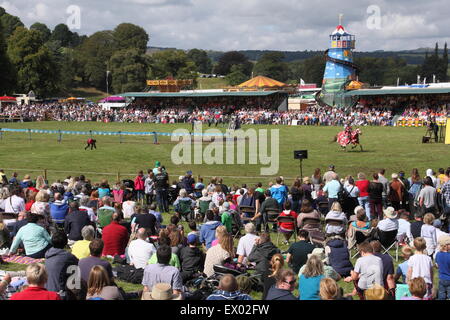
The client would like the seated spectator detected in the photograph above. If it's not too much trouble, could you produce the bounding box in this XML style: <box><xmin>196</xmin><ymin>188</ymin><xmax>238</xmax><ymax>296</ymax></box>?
<box><xmin>247</xmin><ymin>232</ymin><xmax>280</xmax><ymax>275</ymax></box>
<box><xmin>319</xmin><ymin>278</ymin><xmax>343</xmax><ymax>300</ymax></box>
<box><xmin>142</xmin><ymin>283</ymin><xmax>182</xmax><ymax>300</ymax></box>
<box><xmin>97</xmin><ymin>196</ymin><xmax>115</xmax><ymax>228</ymax></box>
<box><xmin>49</xmin><ymin>193</ymin><xmax>69</xmax><ymax>225</ymax></box>
<box><xmin>265</xmin><ymin>269</ymin><xmax>297</xmax><ymax>300</ymax></box>
<box><xmin>236</xmin><ymin>223</ymin><xmax>259</xmax><ymax>266</ymax></box>
<box><xmin>10</xmin><ymin>263</ymin><xmax>60</xmax><ymax>300</ymax></box>
<box><xmin>261</xmin><ymin>253</ymin><xmax>284</xmax><ymax>300</ymax></box>
<box><xmin>9</xmin><ymin>213</ymin><xmax>52</xmax><ymax>258</ymax></box>
<box><xmin>277</xmin><ymin>201</ymin><xmax>299</xmax><ymax>244</ymax></box>
<box><xmin>179</xmin><ymin>234</ymin><xmax>205</xmax><ymax>283</ymax></box>
<box><xmin>11</xmin><ymin>211</ymin><xmax>28</xmax><ymax>238</ymax></box>
<box><xmin>325</xmin><ymin>237</ymin><xmax>353</xmax><ymax>277</ymax></box>
<box><xmin>396</xmin><ymin>210</ymin><xmax>413</xmax><ymax>243</ymax></box>
<box><xmin>344</xmin><ymin>241</ymin><xmax>383</xmax><ymax>300</ymax></box>
<box><xmin>122</xmin><ymin>192</ymin><xmax>136</xmax><ymax>220</ymax></box>
<box><xmin>325</xmin><ymin>201</ymin><xmax>347</xmax><ymax>236</ymax></box>
<box><xmin>4</xmin><ymin>186</ymin><xmax>25</xmax><ymax>214</ymax></box>
<box><xmin>298</xmin><ymin>254</ymin><xmax>326</xmax><ymax>300</ymax></box>
<box><xmin>286</xmin><ymin>229</ymin><xmax>315</xmax><ymax>274</ymax></box>
<box><xmin>395</xmin><ymin>246</ymin><xmax>414</xmax><ymax>284</ymax></box>
<box><xmin>169</xmin><ymin>228</ymin><xmax>185</xmax><ymax>257</ymax></box>
<box><xmin>128</xmin><ymin>228</ymin><xmax>156</xmax><ymax>270</ymax></box>
<box><xmin>142</xmin><ymin>245</ymin><xmax>183</xmax><ymax>296</ymax></box>
<box><xmin>86</xmin><ymin>265</ymin><xmax>123</xmax><ymax>300</ymax></box>
<box><xmin>377</xmin><ymin>206</ymin><xmax>399</xmax><ymax>232</ymax></box>
<box><xmin>187</xmin><ymin>221</ymin><xmax>200</xmax><ymax>238</ymax></box>
<box><xmin>148</xmin><ymin>203</ymin><xmax>163</xmax><ymax>230</ymax></box>
<box><xmin>45</xmin><ymin>231</ymin><xmax>78</xmax><ymax>296</ymax></box>
<box><xmin>410</xmin><ymin>212</ymin><xmax>424</xmax><ymax>239</ymax></box>
<box><xmin>71</xmin><ymin>225</ymin><xmax>95</xmax><ymax>260</ymax></box>
<box><xmin>102</xmin><ymin>213</ymin><xmax>129</xmax><ymax>257</ymax></box>
<box><xmin>64</xmin><ymin>201</ymin><xmax>91</xmax><ymax>245</ymax></box>
<box><xmin>296</xmin><ymin>199</ymin><xmax>320</xmax><ymax>229</ymax></box>
<box><xmin>148</xmin><ymin>233</ymin><xmax>181</xmax><ymax>268</ymax></box>
<box><xmin>203</xmin><ymin>232</ymin><xmax>234</xmax><ymax>277</ymax></box>
<box><xmin>401</xmin><ymin>277</ymin><xmax>428</xmax><ymax>300</ymax></box>
<box><xmin>173</xmin><ymin>189</ymin><xmax>195</xmax><ymax>220</ymax></box>
<box><xmin>78</xmin><ymin>239</ymin><xmax>114</xmax><ymax>284</ymax></box>
<box><xmin>30</xmin><ymin>190</ymin><xmax>50</xmax><ymax>216</ymax></box>
<box><xmin>199</xmin><ymin>210</ymin><xmax>222</xmax><ymax>249</ymax></box>
<box><xmin>79</xmin><ymin>196</ymin><xmax>96</xmax><ymax>223</ymax></box>
<box><xmin>131</xmin><ymin>206</ymin><xmax>157</xmax><ymax>236</ymax></box>
<box><xmin>206</xmin><ymin>274</ymin><xmax>252</xmax><ymax>300</ymax></box>
<box><xmin>220</xmin><ymin>202</ymin><xmax>233</xmax><ymax>233</ymax></box>
<box><xmin>364</xmin><ymin>284</ymin><xmax>389</xmax><ymax>300</ymax></box>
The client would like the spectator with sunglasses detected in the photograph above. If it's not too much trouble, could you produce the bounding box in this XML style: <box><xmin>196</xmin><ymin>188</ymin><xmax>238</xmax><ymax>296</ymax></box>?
<box><xmin>265</xmin><ymin>269</ymin><xmax>297</xmax><ymax>300</ymax></box>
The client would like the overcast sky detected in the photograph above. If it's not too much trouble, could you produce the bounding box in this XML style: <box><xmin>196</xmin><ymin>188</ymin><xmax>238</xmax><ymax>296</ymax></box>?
<box><xmin>2</xmin><ymin>0</ymin><xmax>449</xmax><ymax>52</ymax></box>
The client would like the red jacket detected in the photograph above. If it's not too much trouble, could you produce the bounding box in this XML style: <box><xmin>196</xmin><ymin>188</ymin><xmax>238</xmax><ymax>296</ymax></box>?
<box><xmin>10</xmin><ymin>286</ymin><xmax>60</xmax><ymax>300</ymax></box>
<box><xmin>278</xmin><ymin>210</ymin><xmax>298</xmax><ymax>231</ymax></box>
<box><xmin>355</xmin><ymin>180</ymin><xmax>370</xmax><ymax>197</ymax></box>
<box><xmin>134</xmin><ymin>176</ymin><xmax>145</xmax><ymax>191</ymax></box>
<box><xmin>102</xmin><ymin>221</ymin><xmax>129</xmax><ymax>256</ymax></box>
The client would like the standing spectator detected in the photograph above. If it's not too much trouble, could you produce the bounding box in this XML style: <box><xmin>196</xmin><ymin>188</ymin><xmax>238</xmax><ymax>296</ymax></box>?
<box><xmin>368</xmin><ymin>173</ymin><xmax>384</xmax><ymax>220</ymax></box>
<box><xmin>395</xmin><ymin>246</ymin><xmax>414</xmax><ymax>284</ymax></box>
<box><xmin>421</xmin><ymin>213</ymin><xmax>438</xmax><ymax>257</ymax></box>
<box><xmin>418</xmin><ymin>177</ymin><xmax>437</xmax><ymax>215</ymax></box>
<box><xmin>411</xmin><ymin>212</ymin><xmax>424</xmax><ymax>239</ymax></box>
<box><xmin>102</xmin><ymin>213</ymin><xmax>129</xmax><ymax>257</ymax></box>
<box><xmin>10</xmin><ymin>263</ymin><xmax>60</xmax><ymax>300</ymax></box>
<box><xmin>144</xmin><ymin>171</ymin><xmax>155</xmax><ymax>205</ymax></box>
<box><xmin>311</xmin><ymin>168</ymin><xmax>323</xmax><ymax>192</ymax></box>
<box><xmin>344</xmin><ymin>241</ymin><xmax>383</xmax><ymax>300</ymax></box>
<box><xmin>408</xmin><ymin>168</ymin><xmax>423</xmax><ymax>216</ymax></box>
<box><xmin>378</xmin><ymin>169</ymin><xmax>389</xmax><ymax>209</ymax></box>
<box><xmin>154</xmin><ymin>167</ymin><xmax>169</xmax><ymax>213</ymax></box>
<box><xmin>289</xmin><ymin>179</ymin><xmax>303</xmax><ymax>213</ymax></box>
<box><xmin>435</xmin><ymin>235</ymin><xmax>450</xmax><ymax>300</ymax></box>
<box><xmin>370</xmin><ymin>240</ymin><xmax>396</xmax><ymax>298</ymax></box>
<box><xmin>270</xmin><ymin>177</ymin><xmax>288</xmax><ymax>211</ymax></box>
<box><xmin>356</xmin><ymin>172</ymin><xmax>371</xmax><ymax>221</ymax></box>
<box><xmin>45</xmin><ymin>231</ymin><xmax>79</xmax><ymax>296</ymax></box>
<box><xmin>134</xmin><ymin>170</ymin><xmax>145</xmax><ymax>203</ymax></box>
<box><xmin>323</xmin><ymin>165</ymin><xmax>337</xmax><ymax>184</ymax></box>
<box><xmin>97</xmin><ymin>180</ymin><xmax>110</xmax><ymax>199</ymax></box>
<box><xmin>323</xmin><ymin>173</ymin><xmax>342</xmax><ymax>211</ymax></box>
<box><xmin>206</xmin><ymin>274</ymin><xmax>252</xmax><ymax>300</ymax></box>
<box><xmin>112</xmin><ymin>182</ymin><xmax>124</xmax><ymax>205</ymax></box>
<box><xmin>389</xmin><ymin>173</ymin><xmax>405</xmax><ymax>211</ymax></box>
<box><xmin>285</xmin><ymin>229</ymin><xmax>315</xmax><ymax>274</ymax></box>
<box><xmin>407</xmin><ymin>237</ymin><xmax>434</xmax><ymax>298</ymax></box>
<box><xmin>344</xmin><ymin>176</ymin><xmax>360</xmax><ymax>216</ymax></box>
<box><xmin>265</xmin><ymin>269</ymin><xmax>298</xmax><ymax>300</ymax></box>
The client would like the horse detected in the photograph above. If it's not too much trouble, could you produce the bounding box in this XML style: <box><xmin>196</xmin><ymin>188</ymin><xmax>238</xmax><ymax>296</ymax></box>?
<box><xmin>331</xmin><ymin>128</ymin><xmax>363</xmax><ymax>151</ymax></box>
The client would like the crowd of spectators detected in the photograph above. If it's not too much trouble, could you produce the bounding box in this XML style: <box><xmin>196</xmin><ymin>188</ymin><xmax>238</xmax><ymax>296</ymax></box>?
<box><xmin>0</xmin><ymin>164</ymin><xmax>449</xmax><ymax>301</ymax></box>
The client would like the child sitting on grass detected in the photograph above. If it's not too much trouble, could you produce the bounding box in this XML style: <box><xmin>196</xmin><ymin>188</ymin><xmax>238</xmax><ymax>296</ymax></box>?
<box><xmin>395</xmin><ymin>246</ymin><xmax>414</xmax><ymax>284</ymax></box>
<box><xmin>407</xmin><ymin>237</ymin><xmax>434</xmax><ymax>298</ymax></box>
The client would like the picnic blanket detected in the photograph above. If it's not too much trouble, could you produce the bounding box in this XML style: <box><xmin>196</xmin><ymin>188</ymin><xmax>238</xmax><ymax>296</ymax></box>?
<box><xmin>1</xmin><ymin>255</ymin><xmax>44</xmax><ymax>265</ymax></box>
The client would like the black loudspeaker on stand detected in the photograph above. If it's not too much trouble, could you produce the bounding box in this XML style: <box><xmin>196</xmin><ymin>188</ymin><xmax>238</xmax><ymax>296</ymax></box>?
<box><xmin>294</xmin><ymin>150</ymin><xmax>308</xmax><ymax>178</ymax></box>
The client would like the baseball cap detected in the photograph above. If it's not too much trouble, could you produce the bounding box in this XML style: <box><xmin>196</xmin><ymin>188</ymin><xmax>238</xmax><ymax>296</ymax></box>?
<box><xmin>187</xmin><ymin>234</ymin><xmax>198</xmax><ymax>244</ymax></box>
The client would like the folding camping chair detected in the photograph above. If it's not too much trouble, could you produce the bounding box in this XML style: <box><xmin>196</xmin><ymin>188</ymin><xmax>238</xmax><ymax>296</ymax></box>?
<box><xmin>377</xmin><ymin>229</ymin><xmax>399</xmax><ymax>261</ymax></box>
<box><xmin>198</xmin><ymin>200</ymin><xmax>211</xmax><ymax>221</ymax></box>
<box><xmin>176</xmin><ymin>199</ymin><xmax>194</xmax><ymax>221</ymax></box>
<box><xmin>264</xmin><ymin>208</ymin><xmax>280</xmax><ymax>232</ymax></box>
<box><xmin>301</xmin><ymin>217</ymin><xmax>325</xmax><ymax>247</ymax></box>
<box><xmin>276</xmin><ymin>215</ymin><xmax>298</xmax><ymax>246</ymax></box>
<box><xmin>325</xmin><ymin>218</ymin><xmax>346</xmax><ymax>237</ymax></box>
<box><xmin>239</xmin><ymin>205</ymin><xmax>255</xmax><ymax>224</ymax></box>
<box><xmin>351</xmin><ymin>230</ymin><xmax>373</xmax><ymax>259</ymax></box>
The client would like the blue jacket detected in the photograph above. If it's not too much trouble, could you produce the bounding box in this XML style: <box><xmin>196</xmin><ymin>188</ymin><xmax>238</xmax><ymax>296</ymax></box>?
<box><xmin>199</xmin><ymin>221</ymin><xmax>222</xmax><ymax>249</ymax></box>
<box><xmin>50</xmin><ymin>202</ymin><xmax>69</xmax><ymax>224</ymax></box>
<box><xmin>327</xmin><ymin>238</ymin><xmax>353</xmax><ymax>276</ymax></box>
<box><xmin>270</xmin><ymin>185</ymin><xmax>287</xmax><ymax>205</ymax></box>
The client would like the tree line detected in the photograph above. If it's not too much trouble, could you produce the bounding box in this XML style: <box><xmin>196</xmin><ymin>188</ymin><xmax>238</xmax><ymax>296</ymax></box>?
<box><xmin>0</xmin><ymin>6</ymin><xmax>448</xmax><ymax>98</ymax></box>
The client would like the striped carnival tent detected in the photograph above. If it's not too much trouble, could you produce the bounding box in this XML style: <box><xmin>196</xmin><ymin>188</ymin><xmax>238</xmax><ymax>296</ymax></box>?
<box><xmin>238</xmin><ymin>76</ymin><xmax>287</xmax><ymax>89</ymax></box>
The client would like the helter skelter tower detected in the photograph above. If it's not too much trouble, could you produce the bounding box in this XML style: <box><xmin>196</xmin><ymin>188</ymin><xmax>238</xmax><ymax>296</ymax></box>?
<box><xmin>316</xmin><ymin>15</ymin><xmax>359</xmax><ymax>109</ymax></box>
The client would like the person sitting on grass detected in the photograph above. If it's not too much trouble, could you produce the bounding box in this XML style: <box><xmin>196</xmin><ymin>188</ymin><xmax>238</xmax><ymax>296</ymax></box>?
<box><xmin>101</xmin><ymin>212</ymin><xmax>129</xmax><ymax>257</ymax></box>
<box><xmin>206</xmin><ymin>274</ymin><xmax>252</xmax><ymax>300</ymax></box>
<box><xmin>401</xmin><ymin>277</ymin><xmax>428</xmax><ymax>300</ymax></box>
<box><xmin>319</xmin><ymin>277</ymin><xmax>342</xmax><ymax>300</ymax></box>
<box><xmin>199</xmin><ymin>210</ymin><xmax>223</xmax><ymax>250</ymax></box>
<box><xmin>78</xmin><ymin>239</ymin><xmax>114</xmax><ymax>285</ymax></box>
<box><xmin>71</xmin><ymin>225</ymin><xmax>95</xmax><ymax>260</ymax></box>
<box><xmin>148</xmin><ymin>232</ymin><xmax>181</xmax><ymax>268</ymax></box>
<box><xmin>86</xmin><ymin>265</ymin><xmax>123</xmax><ymax>300</ymax></box>
<box><xmin>236</xmin><ymin>223</ymin><xmax>259</xmax><ymax>267</ymax></box>
<box><xmin>10</xmin><ymin>263</ymin><xmax>60</xmax><ymax>300</ymax></box>
<box><xmin>179</xmin><ymin>234</ymin><xmax>205</xmax><ymax>283</ymax></box>
<box><xmin>265</xmin><ymin>269</ymin><xmax>298</xmax><ymax>300</ymax></box>
<box><xmin>203</xmin><ymin>232</ymin><xmax>235</xmax><ymax>278</ymax></box>
<box><xmin>247</xmin><ymin>232</ymin><xmax>280</xmax><ymax>275</ymax></box>
<box><xmin>285</xmin><ymin>229</ymin><xmax>315</xmax><ymax>274</ymax></box>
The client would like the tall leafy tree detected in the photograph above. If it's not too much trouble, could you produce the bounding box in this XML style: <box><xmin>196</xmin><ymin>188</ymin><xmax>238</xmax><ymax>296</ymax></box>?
<box><xmin>225</xmin><ymin>64</ymin><xmax>248</xmax><ymax>85</ymax></box>
<box><xmin>30</xmin><ymin>22</ymin><xmax>51</xmax><ymax>42</ymax></box>
<box><xmin>110</xmin><ymin>48</ymin><xmax>148</xmax><ymax>93</ymax></box>
<box><xmin>0</xmin><ymin>18</ymin><xmax>16</xmax><ymax>93</ymax></box>
<box><xmin>50</xmin><ymin>24</ymin><xmax>73</xmax><ymax>47</ymax></box>
<box><xmin>187</xmin><ymin>49</ymin><xmax>212</xmax><ymax>74</ymax></box>
<box><xmin>148</xmin><ymin>49</ymin><xmax>197</xmax><ymax>80</ymax></box>
<box><xmin>0</xmin><ymin>7</ymin><xmax>24</xmax><ymax>38</ymax></box>
<box><xmin>253</xmin><ymin>52</ymin><xmax>289</xmax><ymax>82</ymax></box>
<box><xmin>213</xmin><ymin>51</ymin><xmax>253</xmax><ymax>76</ymax></box>
<box><xmin>7</xmin><ymin>27</ymin><xmax>59</xmax><ymax>97</ymax></box>
<box><xmin>113</xmin><ymin>23</ymin><xmax>149</xmax><ymax>55</ymax></box>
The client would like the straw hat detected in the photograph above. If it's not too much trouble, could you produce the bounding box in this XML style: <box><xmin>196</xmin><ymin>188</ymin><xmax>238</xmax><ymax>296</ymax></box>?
<box><xmin>142</xmin><ymin>283</ymin><xmax>182</xmax><ymax>300</ymax></box>
<box><xmin>383</xmin><ymin>207</ymin><xmax>397</xmax><ymax>219</ymax></box>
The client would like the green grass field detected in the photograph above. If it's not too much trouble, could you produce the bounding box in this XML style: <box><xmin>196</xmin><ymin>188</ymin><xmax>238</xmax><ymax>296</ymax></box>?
<box><xmin>0</xmin><ymin>121</ymin><xmax>448</xmax><ymax>186</ymax></box>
